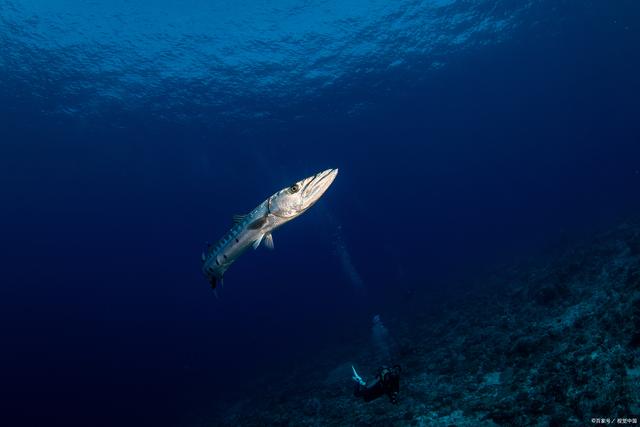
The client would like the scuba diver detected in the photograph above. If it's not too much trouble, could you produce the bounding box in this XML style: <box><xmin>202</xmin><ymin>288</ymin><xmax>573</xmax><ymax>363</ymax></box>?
<box><xmin>351</xmin><ymin>365</ymin><xmax>401</xmax><ymax>404</ymax></box>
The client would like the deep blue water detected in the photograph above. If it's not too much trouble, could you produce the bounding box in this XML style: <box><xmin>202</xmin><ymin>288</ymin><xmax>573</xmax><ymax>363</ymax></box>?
<box><xmin>1</xmin><ymin>0</ymin><xmax>639</xmax><ymax>425</ymax></box>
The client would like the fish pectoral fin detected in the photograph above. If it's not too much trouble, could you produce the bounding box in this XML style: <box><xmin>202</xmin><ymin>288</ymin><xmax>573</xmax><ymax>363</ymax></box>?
<box><xmin>232</xmin><ymin>214</ymin><xmax>247</xmax><ymax>224</ymax></box>
<box><xmin>248</xmin><ymin>216</ymin><xmax>267</xmax><ymax>230</ymax></box>
<box><xmin>252</xmin><ymin>234</ymin><xmax>264</xmax><ymax>249</ymax></box>
<box><xmin>264</xmin><ymin>233</ymin><xmax>274</xmax><ymax>250</ymax></box>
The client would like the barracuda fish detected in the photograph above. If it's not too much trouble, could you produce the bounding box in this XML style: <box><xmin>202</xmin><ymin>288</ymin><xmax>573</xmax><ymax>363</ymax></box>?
<box><xmin>201</xmin><ymin>168</ymin><xmax>338</xmax><ymax>292</ymax></box>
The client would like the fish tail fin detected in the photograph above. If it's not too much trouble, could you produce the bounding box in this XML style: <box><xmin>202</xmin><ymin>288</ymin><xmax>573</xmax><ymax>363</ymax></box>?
<box><xmin>210</xmin><ymin>275</ymin><xmax>224</xmax><ymax>292</ymax></box>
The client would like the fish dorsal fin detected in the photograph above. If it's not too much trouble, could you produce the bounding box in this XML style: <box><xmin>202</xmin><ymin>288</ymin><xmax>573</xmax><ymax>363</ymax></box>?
<box><xmin>232</xmin><ymin>214</ymin><xmax>247</xmax><ymax>224</ymax></box>
<box><xmin>252</xmin><ymin>234</ymin><xmax>264</xmax><ymax>249</ymax></box>
<box><xmin>248</xmin><ymin>216</ymin><xmax>267</xmax><ymax>230</ymax></box>
<box><xmin>264</xmin><ymin>233</ymin><xmax>274</xmax><ymax>250</ymax></box>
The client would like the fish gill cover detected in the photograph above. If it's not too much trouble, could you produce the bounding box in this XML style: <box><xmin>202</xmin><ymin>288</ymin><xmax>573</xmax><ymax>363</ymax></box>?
<box><xmin>1</xmin><ymin>1</ymin><xmax>639</xmax><ymax>427</ymax></box>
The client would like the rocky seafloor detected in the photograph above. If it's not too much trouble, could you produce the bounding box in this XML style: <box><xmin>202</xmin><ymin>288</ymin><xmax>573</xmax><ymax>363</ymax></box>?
<box><xmin>199</xmin><ymin>223</ymin><xmax>640</xmax><ymax>426</ymax></box>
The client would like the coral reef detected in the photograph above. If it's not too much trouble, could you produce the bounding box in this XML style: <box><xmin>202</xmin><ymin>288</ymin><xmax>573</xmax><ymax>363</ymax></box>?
<box><xmin>202</xmin><ymin>223</ymin><xmax>640</xmax><ymax>426</ymax></box>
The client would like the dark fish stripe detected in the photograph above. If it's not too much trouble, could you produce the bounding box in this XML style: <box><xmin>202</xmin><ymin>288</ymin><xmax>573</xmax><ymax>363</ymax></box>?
<box><xmin>207</xmin><ymin>206</ymin><xmax>265</xmax><ymax>263</ymax></box>
<box><xmin>248</xmin><ymin>216</ymin><xmax>267</xmax><ymax>230</ymax></box>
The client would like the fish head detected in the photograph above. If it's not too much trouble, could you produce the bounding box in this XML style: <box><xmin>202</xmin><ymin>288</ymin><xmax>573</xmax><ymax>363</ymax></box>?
<box><xmin>269</xmin><ymin>168</ymin><xmax>338</xmax><ymax>218</ymax></box>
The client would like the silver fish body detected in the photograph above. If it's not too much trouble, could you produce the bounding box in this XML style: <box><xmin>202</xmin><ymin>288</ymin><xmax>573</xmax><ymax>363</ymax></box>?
<box><xmin>202</xmin><ymin>168</ymin><xmax>338</xmax><ymax>289</ymax></box>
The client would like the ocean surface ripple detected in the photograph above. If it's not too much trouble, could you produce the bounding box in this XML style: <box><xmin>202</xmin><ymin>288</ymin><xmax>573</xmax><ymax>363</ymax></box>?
<box><xmin>0</xmin><ymin>0</ymin><xmax>539</xmax><ymax>126</ymax></box>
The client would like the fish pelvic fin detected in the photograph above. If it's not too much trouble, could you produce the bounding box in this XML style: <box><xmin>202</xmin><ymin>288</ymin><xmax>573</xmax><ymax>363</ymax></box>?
<box><xmin>264</xmin><ymin>233</ymin><xmax>274</xmax><ymax>250</ymax></box>
<box><xmin>252</xmin><ymin>234</ymin><xmax>264</xmax><ymax>249</ymax></box>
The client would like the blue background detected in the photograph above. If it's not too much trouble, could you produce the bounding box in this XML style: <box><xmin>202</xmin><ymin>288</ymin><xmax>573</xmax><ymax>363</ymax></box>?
<box><xmin>1</xmin><ymin>0</ymin><xmax>639</xmax><ymax>425</ymax></box>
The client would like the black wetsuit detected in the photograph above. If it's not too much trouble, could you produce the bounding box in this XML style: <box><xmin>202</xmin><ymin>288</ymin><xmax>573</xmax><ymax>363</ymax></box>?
<box><xmin>354</xmin><ymin>365</ymin><xmax>401</xmax><ymax>404</ymax></box>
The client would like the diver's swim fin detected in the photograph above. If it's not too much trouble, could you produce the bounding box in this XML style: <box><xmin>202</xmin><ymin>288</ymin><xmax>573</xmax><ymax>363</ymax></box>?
<box><xmin>352</xmin><ymin>365</ymin><xmax>366</xmax><ymax>386</ymax></box>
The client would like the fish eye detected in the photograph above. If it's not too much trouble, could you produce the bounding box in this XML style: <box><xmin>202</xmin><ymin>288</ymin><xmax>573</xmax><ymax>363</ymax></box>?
<box><xmin>290</xmin><ymin>184</ymin><xmax>300</xmax><ymax>193</ymax></box>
